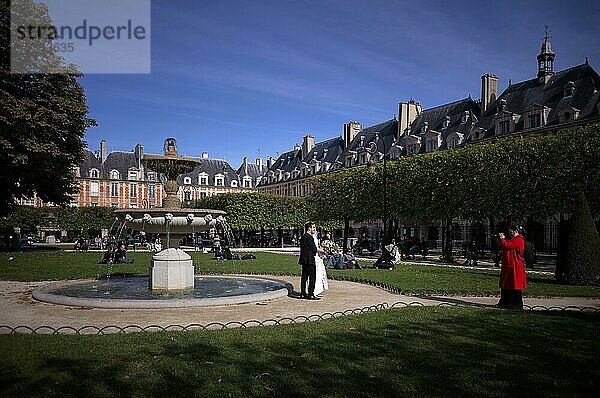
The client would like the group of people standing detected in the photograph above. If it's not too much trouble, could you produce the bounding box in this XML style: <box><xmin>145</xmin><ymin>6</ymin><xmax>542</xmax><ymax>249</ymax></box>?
<box><xmin>299</xmin><ymin>221</ymin><xmax>529</xmax><ymax>309</ymax></box>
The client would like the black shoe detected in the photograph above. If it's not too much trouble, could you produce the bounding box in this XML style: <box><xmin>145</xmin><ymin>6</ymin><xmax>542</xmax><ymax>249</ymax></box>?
<box><xmin>308</xmin><ymin>295</ymin><xmax>321</xmax><ymax>300</ymax></box>
<box><xmin>300</xmin><ymin>293</ymin><xmax>308</xmax><ymax>299</ymax></box>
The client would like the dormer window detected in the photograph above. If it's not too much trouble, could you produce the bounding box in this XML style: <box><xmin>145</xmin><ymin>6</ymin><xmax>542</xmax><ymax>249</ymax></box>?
<box><xmin>89</xmin><ymin>168</ymin><xmax>99</xmax><ymax>179</ymax></box>
<box><xmin>558</xmin><ymin>107</ymin><xmax>580</xmax><ymax>123</ymax></box>
<box><xmin>443</xmin><ymin>116</ymin><xmax>450</xmax><ymax>128</ymax></box>
<box><xmin>499</xmin><ymin>120</ymin><xmax>510</xmax><ymax>134</ymax></box>
<box><xmin>147</xmin><ymin>172</ymin><xmax>155</xmax><ymax>181</ymax></box>
<box><xmin>424</xmin><ymin>130</ymin><xmax>442</xmax><ymax>153</ymax></box>
<box><xmin>406</xmin><ymin>135</ymin><xmax>422</xmax><ymax>156</ymax></box>
<box><xmin>421</xmin><ymin>122</ymin><xmax>428</xmax><ymax>134</ymax></box>
<box><xmin>522</xmin><ymin>104</ymin><xmax>549</xmax><ymax>130</ymax></box>
<box><xmin>231</xmin><ymin>180</ymin><xmax>238</xmax><ymax>188</ymax></box>
<box><xmin>360</xmin><ymin>153</ymin><xmax>366</xmax><ymax>164</ymax></box>
<box><xmin>564</xmin><ymin>81</ymin><xmax>576</xmax><ymax>97</ymax></box>
<box><xmin>110</xmin><ymin>169</ymin><xmax>120</xmax><ymax>180</ymax></box>
<box><xmin>447</xmin><ymin>132</ymin><xmax>464</xmax><ymax>149</ymax></box>
<box><xmin>243</xmin><ymin>177</ymin><xmax>252</xmax><ymax>188</ymax></box>
<box><xmin>215</xmin><ymin>174</ymin><xmax>225</xmax><ymax>186</ymax></box>
<box><xmin>183</xmin><ymin>177</ymin><xmax>192</xmax><ymax>185</ymax></box>
<box><xmin>198</xmin><ymin>173</ymin><xmax>208</xmax><ymax>185</ymax></box>
<box><xmin>528</xmin><ymin>113</ymin><xmax>541</xmax><ymax>128</ymax></box>
<box><xmin>128</xmin><ymin>170</ymin><xmax>138</xmax><ymax>181</ymax></box>
<box><xmin>461</xmin><ymin>111</ymin><xmax>469</xmax><ymax>124</ymax></box>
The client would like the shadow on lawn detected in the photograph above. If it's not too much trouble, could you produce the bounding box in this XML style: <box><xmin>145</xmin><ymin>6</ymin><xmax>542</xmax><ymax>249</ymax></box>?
<box><xmin>5</xmin><ymin>308</ymin><xmax>597</xmax><ymax>397</ymax></box>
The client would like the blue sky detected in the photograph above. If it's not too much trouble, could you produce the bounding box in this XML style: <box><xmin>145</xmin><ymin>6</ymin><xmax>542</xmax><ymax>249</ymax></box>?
<box><xmin>81</xmin><ymin>0</ymin><xmax>600</xmax><ymax>166</ymax></box>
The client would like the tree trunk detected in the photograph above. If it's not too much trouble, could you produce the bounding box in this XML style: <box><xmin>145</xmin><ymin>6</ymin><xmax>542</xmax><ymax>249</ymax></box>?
<box><xmin>343</xmin><ymin>216</ymin><xmax>350</xmax><ymax>253</ymax></box>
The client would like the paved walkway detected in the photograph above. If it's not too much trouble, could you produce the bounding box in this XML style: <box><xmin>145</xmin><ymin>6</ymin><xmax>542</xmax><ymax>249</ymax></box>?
<box><xmin>0</xmin><ymin>276</ymin><xmax>598</xmax><ymax>334</ymax></box>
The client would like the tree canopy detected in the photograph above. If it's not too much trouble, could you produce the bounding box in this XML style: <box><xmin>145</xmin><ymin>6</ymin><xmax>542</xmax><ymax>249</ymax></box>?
<box><xmin>194</xmin><ymin>192</ymin><xmax>309</xmax><ymax>230</ymax></box>
<box><xmin>0</xmin><ymin>0</ymin><xmax>95</xmax><ymax>215</ymax></box>
<box><xmin>308</xmin><ymin>123</ymin><xmax>600</xmax><ymax>222</ymax></box>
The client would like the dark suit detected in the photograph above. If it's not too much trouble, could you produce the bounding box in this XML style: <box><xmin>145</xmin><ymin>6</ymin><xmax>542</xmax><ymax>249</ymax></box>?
<box><xmin>299</xmin><ymin>232</ymin><xmax>318</xmax><ymax>296</ymax></box>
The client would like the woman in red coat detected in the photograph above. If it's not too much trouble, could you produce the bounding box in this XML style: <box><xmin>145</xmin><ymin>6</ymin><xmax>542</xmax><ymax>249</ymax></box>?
<box><xmin>497</xmin><ymin>225</ymin><xmax>527</xmax><ymax>309</ymax></box>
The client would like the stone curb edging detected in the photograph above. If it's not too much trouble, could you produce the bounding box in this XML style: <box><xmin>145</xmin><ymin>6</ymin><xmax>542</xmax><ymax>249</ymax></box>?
<box><xmin>2</xmin><ymin>272</ymin><xmax>597</xmax><ymax>334</ymax></box>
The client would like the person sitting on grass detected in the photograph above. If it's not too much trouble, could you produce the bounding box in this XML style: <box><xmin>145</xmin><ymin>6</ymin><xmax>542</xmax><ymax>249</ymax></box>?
<box><xmin>114</xmin><ymin>243</ymin><xmax>134</xmax><ymax>264</ymax></box>
<box><xmin>343</xmin><ymin>247</ymin><xmax>362</xmax><ymax>269</ymax></box>
<box><xmin>98</xmin><ymin>244</ymin><xmax>115</xmax><ymax>264</ymax></box>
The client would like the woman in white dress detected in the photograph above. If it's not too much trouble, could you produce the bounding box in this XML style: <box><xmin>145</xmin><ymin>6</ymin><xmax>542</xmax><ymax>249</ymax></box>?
<box><xmin>312</xmin><ymin>231</ymin><xmax>329</xmax><ymax>296</ymax></box>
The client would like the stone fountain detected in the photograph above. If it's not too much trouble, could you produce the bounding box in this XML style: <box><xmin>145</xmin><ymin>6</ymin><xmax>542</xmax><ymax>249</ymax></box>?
<box><xmin>115</xmin><ymin>138</ymin><xmax>226</xmax><ymax>291</ymax></box>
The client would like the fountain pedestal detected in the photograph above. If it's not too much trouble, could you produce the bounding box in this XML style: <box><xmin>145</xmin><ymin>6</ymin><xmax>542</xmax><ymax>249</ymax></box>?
<box><xmin>149</xmin><ymin>248</ymin><xmax>194</xmax><ymax>290</ymax></box>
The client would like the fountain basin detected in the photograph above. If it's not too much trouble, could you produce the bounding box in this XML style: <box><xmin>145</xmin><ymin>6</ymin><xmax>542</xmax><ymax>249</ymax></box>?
<box><xmin>32</xmin><ymin>276</ymin><xmax>291</xmax><ymax>308</ymax></box>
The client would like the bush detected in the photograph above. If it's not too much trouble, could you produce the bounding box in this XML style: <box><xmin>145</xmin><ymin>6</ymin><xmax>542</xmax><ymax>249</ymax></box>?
<box><xmin>563</xmin><ymin>192</ymin><xmax>600</xmax><ymax>285</ymax></box>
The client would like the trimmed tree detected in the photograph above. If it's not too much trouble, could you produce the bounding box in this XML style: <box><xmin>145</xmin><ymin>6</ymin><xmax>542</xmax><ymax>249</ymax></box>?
<box><xmin>563</xmin><ymin>191</ymin><xmax>600</xmax><ymax>285</ymax></box>
<box><xmin>0</xmin><ymin>0</ymin><xmax>95</xmax><ymax>215</ymax></box>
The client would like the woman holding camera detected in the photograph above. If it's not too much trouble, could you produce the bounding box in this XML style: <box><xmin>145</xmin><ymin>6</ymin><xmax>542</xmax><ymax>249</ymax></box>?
<box><xmin>497</xmin><ymin>225</ymin><xmax>527</xmax><ymax>309</ymax></box>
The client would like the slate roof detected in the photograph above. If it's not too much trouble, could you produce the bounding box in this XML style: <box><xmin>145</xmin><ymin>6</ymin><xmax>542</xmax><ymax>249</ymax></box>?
<box><xmin>345</xmin><ymin>119</ymin><xmax>398</xmax><ymax>158</ymax></box>
<box><xmin>475</xmin><ymin>63</ymin><xmax>600</xmax><ymax>136</ymax></box>
<box><xmin>79</xmin><ymin>150</ymin><xmax>103</xmax><ymax>178</ymax></box>
<box><xmin>259</xmin><ymin>136</ymin><xmax>345</xmax><ymax>186</ymax></box>
<box><xmin>177</xmin><ymin>158</ymin><xmax>239</xmax><ymax>186</ymax></box>
<box><xmin>399</xmin><ymin>97</ymin><xmax>481</xmax><ymax>152</ymax></box>
<box><xmin>236</xmin><ymin>157</ymin><xmax>268</xmax><ymax>179</ymax></box>
<box><xmin>77</xmin><ymin>145</ymin><xmax>245</xmax><ymax>188</ymax></box>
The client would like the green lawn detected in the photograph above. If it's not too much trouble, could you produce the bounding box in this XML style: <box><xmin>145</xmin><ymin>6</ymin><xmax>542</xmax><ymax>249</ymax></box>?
<box><xmin>1</xmin><ymin>307</ymin><xmax>598</xmax><ymax>397</ymax></box>
<box><xmin>1</xmin><ymin>251</ymin><xmax>598</xmax><ymax>298</ymax></box>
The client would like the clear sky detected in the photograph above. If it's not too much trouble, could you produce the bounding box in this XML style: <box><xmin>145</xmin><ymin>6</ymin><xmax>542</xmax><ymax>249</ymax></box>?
<box><xmin>81</xmin><ymin>0</ymin><xmax>600</xmax><ymax>166</ymax></box>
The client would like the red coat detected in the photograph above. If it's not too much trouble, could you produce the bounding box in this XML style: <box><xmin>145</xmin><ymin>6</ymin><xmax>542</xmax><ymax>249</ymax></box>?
<box><xmin>498</xmin><ymin>234</ymin><xmax>527</xmax><ymax>290</ymax></box>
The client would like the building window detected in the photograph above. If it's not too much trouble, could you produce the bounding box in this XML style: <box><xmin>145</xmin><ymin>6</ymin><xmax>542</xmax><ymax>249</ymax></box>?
<box><xmin>448</xmin><ymin>137</ymin><xmax>459</xmax><ymax>148</ymax></box>
<box><xmin>215</xmin><ymin>176</ymin><xmax>224</xmax><ymax>186</ymax></box>
<box><xmin>528</xmin><ymin>113</ymin><xmax>541</xmax><ymax>129</ymax></box>
<box><xmin>111</xmin><ymin>182</ymin><xmax>119</xmax><ymax>197</ymax></box>
<box><xmin>311</xmin><ymin>165</ymin><xmax>316</xmax><ymax>174</ymax></box>
<box><xmin>200</xmin><ymin>192</ymin><xmax>207</xmax><ymax>198</ymax></box>
<box><xmin>427</xmin><ymin>140</ymin><xmax>438</xmax><ymax>152</ymax></box>
<box><xmin>231</xmin><ymin>180</ymin><xmax>238</xmax><ymax>188</ymax></box>
<box><xmin>130</xmin><ymin>183</ymin><xmax>137</xmax><ymax>198</ymax></box>
<box><xmin>183</xmin><ymin>177</ymin><xmax>191</xmax><ymax>185</ymax></box>
<box><xmin>90</xmin><ymin>168</ymin><xmax>99</xmax><ymax>179</ymax></box>
<box><xmin>147</xmin><ymin>172</ymin><xmax>155</xmax><ymax>181</ymax></box>
<box><xmin>499</xmin><ymin>120</ymin><xmax>510</xmax><ymax>134</ymax></box>
<box><xmin>243</xmin><ymin>178</ymin><xmax>252</xmax><ymax>188</ymax></box>
<box><xmin>564</xmin><ymin>111</ymin><xmax>571</xmax><ymax>120</ymax></box>
<box><xmin>184</xmin><ymin>191</ymin><xmax>191</xmax><ymax>201</ymax></box>
<box><xmin>199</xmin><ymin>175</ymin><xmax>208</xmax><ymax>185</ymax></box>
<box><xmin>128</xmin><ymin>170</ymin><xmax>138</xmax><ymax>181</ymax></box>
<box><xmin>148</xmin><ymin>184</ymin><xmax>156</xmax><ymax>199</ymax></box>
<box><xmin>110</xmin><ymin>170</ymin><xmax>120</xmax><ymax>180</ymax></box>
<box><xmin>90</xmin><ymin>181</ymin><xmax>99</xmax><ymax>196</ymax></box>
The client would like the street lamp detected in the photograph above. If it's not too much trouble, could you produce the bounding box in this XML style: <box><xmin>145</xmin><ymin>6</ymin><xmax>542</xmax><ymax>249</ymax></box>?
<box><xmin>365</xmin><ymin>132</ymin><xmax>389</xmax><ymax>245</ymax></box>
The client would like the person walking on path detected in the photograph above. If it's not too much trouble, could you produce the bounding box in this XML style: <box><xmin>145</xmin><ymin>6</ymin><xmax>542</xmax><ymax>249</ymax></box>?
<box><xmin>299</xmin><ymin>221</ymin><xmax>322</xmax><ymax>300</ymax></box>
<box><xmin>497</xmin><ymin>225</ymin><xmax>528</xmax><ymax>309</ymax></box>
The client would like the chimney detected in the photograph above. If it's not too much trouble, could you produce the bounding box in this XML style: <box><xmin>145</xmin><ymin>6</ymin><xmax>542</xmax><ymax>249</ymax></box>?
<box><xmin>302</xmin><ymin>134</ymin><xmax>315</xmax><ymax>158</ymax></box>
<box><xmin>99</xmin><ymin>139</ymin><xmax>107</xmax><ymax>163</ymax></box>
<box><xmin>201</xmin><ymin>152</ymin><xmax>209</xmax><ymax>159</ymax></box>
<box><xmin>134</xmin><ymin>144</ymin><xmax>143</xmax><ymax>169</ymax></box>
<box><xmin>243</xmin><ymin>156</ymin><xmax>248</xmax><ymax>175</ymax></box>
<box><xmin>343</xmin><ymin>121</ymin><xmax>362</xmax><ymax>148</ymax></box>
<box><xmin>255</xmin><ymin>157</ymin><xmax>263</xmax><ymax>169</ymax></box>
<box><xmin>481</xmin><ymin>74</ymin><xmax>498</xmax><ymax>113</ymax></box>
<box><xmin>267</xmin><ymin>156</ymin><xmax>274</xmax><ymax>169</ymax></box>
<box><xmin>293</xmin><ymin>143</ymin><xmax>301</xmax><ymax>156</ymax></box>
<box><xmin>397</xmin><ymin>99</ymin><xmax>421</xmax><ymax>138</ymax></box>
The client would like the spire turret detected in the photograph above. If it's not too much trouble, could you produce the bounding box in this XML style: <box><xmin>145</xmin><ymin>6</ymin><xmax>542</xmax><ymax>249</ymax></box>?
<box><xmin>537</xmin><ymin>25</ymin><xmax>555</xmax><ymax>84</ymax></box>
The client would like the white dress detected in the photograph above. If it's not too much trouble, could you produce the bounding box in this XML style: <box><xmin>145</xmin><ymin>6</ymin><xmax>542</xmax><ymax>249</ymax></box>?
<box><xmin>313</xmin><ymin>234</ymin><xmax>329</xmax><ymax>296</ymax></box>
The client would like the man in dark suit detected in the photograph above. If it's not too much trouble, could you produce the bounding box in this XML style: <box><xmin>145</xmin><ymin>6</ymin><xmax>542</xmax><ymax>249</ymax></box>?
<box><xmin>299</xmin><ymin>221</ymin><xmax>320</xmax><ymax>300</ymax></box>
